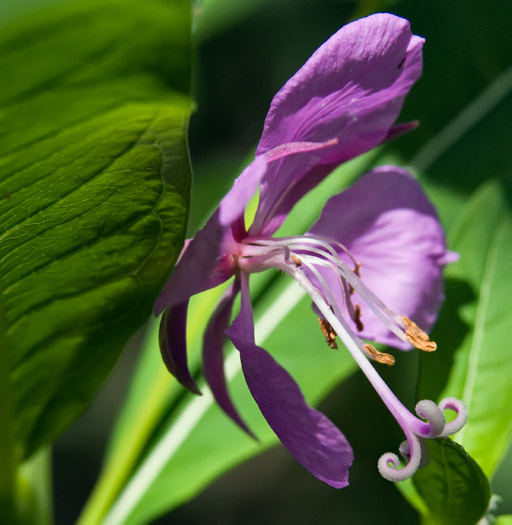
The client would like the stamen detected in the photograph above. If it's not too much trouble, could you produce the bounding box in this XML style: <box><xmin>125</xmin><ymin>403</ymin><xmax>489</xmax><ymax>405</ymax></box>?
<box><xmin>402</xmin><ymin>316</ymin><xmax>437</xmax><ymax>352</ymax></box>
<box><xmin>354</xmin><ymin>304</ymin><xmax>363</xmax><ymax>332</ymax></box>
<box><xmin>363</xmin><ymin>344</ymin><xmax>395</xmax><ymax>366</ymax></box>
<box><xmin>279</xmin><ymin>237</ymin><xmax>411</xmax><ymax>345</ymax></box>
<box><xmin>340</xmin><ymin>278</ymin><xmax>362</xmax><ymax>330</ymax></box>
<box><xmin>318</xmin><ymin>318</ymin><xmax>338</xmax><ymax>349</ymax></box>
<box><xmin>291</xmin><ymin>255</ymin><xmax>302</xmax><ymax>267</ymax></box>
<box><xmin>243</xmin><ymin>236</ymin><xmax>435</xmax><ymax>351</ymax></box>
<box><xmin>348</xmin><ymin>262</ymin><xmax>362</xmax><ymax>295</ymax></box>
<box><xmin>304</xmin><ymin>233</ymin><xmax>360</xmax><ymax>270</ymax></box>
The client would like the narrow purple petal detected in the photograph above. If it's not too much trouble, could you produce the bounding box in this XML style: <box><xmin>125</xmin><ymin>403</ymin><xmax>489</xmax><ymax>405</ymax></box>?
<box><xmin>309</xmin><ymin>166</ymin><xmax>450</xmax><ymax>348</ymax></box>
<box><xmin>251</xmin><ymin>13</ymin><xmax>424</xmax><ymax>235</ymax></box>
<box><xmin>227</xmin><ymin>272</ymin><xmax>255</xmax><ymax>343</ymax></box>
<box><xmin>228</xmin><ymin>333</ymin><xmax>353</xmax><ymax>488</ymax></box>
<box><xmin>203</xmin><ymin>281</ymin><xmax>255</xmax><ymax>438</ymax></box>
<box><xmin>159</xmin><ymin>301</ymin><xmax>201</xmax><ymax>395</ymax></box>
<box><xmin>154</xmin><ymin>157</ymin><xmax>267</xmax><ymax>314</ymax></box>
<box><xmin>226</xmin><ymin>273</ymin><xmax>353</xmax><ymax>488</ymax></box>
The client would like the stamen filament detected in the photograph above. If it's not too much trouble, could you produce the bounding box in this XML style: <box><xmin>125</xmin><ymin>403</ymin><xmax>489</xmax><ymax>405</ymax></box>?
<box><xmin>245</xmin><ymin>235</ymin><xmax>434</xmax><ymax>351</ymax></box>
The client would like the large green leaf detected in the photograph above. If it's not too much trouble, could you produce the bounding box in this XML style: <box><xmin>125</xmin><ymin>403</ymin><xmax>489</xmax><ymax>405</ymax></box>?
<box><xmin>412</xmin><ymin>439</ymin><xmax>491</xmax><ymax>525</ymax></box>
<box><xmin>0</xmin><ymin>0</ymin><xmax>192</xmax><ymax>459</ymax></box>
<box><xmin>417</xmin><ymin>180</ymin><xmax>512</xmax><ymax>478</ymax></box>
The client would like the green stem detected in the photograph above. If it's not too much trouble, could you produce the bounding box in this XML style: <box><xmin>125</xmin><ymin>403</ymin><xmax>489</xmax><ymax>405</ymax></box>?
<box><xmin>78</xmin><ymin>283</ymin><xmax>227</xmax><ymax>524</ymax></box>
<box><xmin>77</xmin><ymin>368</ymin><xmax>173</xmax><ymax>525</ymax></box>
<box><xmin>0</xmin><ymin>279</ymin><xmax>16</xmax><ymax>522</ymax></box>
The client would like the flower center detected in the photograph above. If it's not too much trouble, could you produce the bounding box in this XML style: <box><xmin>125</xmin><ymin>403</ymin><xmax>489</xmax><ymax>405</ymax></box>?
<box><xmin>236</xmin><ymin>234</ymin><xmax>436</xmax><ymax>358</ymax></box>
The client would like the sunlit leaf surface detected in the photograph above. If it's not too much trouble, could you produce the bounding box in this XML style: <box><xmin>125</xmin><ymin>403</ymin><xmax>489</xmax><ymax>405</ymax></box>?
<box><xmin>0</xmin><ymin>0</ymin><xmax>192</xmax><ymax>458</ymax></box>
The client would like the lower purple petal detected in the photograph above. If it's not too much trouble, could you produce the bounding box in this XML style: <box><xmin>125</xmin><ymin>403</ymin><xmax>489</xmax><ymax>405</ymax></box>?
<box><xmin>229</xmin><ymin>333</ymin><xmax>353</xmax><ymax>488</ymax></box>
<box><xmin>203</xmin><ymin>281</ymin><xmax>255</xmax><ymax>438</ymax></box>
<box><xmin>226</xmin><ymin>273</ymin><xmax>353</xmax><ymax>488</ymax></box>
<box><xmin>159</xmin><ymin>301</ymin><xmax>201</xmax><ymax>395</ymax></box>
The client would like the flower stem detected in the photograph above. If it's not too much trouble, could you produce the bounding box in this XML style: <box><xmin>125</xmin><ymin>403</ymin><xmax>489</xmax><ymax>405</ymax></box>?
<box><xmin>17</xmin><ymin>448</ymin><xmax>53</xmax><ymax>525</ymax></box>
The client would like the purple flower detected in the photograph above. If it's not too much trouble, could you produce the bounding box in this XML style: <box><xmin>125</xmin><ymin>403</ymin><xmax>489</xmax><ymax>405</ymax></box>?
<box><xmin>155</xmin><ymin>13</ymin><xmax>467</xmax><ymax>488</ymax></box>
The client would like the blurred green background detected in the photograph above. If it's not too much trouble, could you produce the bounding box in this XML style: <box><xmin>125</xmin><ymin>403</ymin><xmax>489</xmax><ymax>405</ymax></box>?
<box><xmin>4</xmin><ymin>0</ymin><xmax>509</xmax><ymax>522</ymax></box>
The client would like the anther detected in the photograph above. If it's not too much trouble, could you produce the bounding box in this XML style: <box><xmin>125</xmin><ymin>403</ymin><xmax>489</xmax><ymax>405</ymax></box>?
<box><xmin>318</xmin><ymin>318</ymin><xmax>338</xmax><ymax>349</ymax></box>
<box><xmin>402</xmin><ymin>316</ymin><xmax>437</xmax><ymax>352</ymax></box>
<box><xmin>291</xmin><ymin>255</ymin><xmax>302</xmax><ymax>267</ymax></box>
<box><xmin>348</xmin><ymin>261</ymin><xmax>362</xmax><ymax>295</ymax></box>
<box><xmin>363</xmin><ymin>344</ymin><xmax>395</xmax><ymax>366</ymax></box>
<box><xmin>354</xmin><ymin>304</ymin><xmax>364</xmax><ymax>332</ymax></box>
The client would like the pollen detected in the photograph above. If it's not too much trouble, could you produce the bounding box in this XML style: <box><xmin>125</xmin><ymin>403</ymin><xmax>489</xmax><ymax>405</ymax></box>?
<box><xmin>402</xmin><ymin>316</ymin><xmax>437</xmax><ymax>352</ymax></box>
<box><xmin>363</xmin><ymin>344</ymin><xmax>395</xmax><ymax>366</ymax></box>
<box><xmin>318</xmin><ymin>318</ymin><xmax>338</xmax><ymax>349</ymax></box>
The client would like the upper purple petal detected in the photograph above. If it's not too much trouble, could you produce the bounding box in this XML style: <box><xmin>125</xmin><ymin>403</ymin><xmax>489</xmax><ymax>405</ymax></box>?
<box><xmin>202</xmin><ymin>280</ymin><xmax>255</xmax><ymax>438</ymax></box>
<box><xmin>226</xmin><ymin>274</ymin><xmax>353</xmax><ymax>488</ymax></box>
<box><xmin>159</xmin><ymin>301</ymin><xmax>201</xmax><ymax>395</ymax></box>
<box><xmin>257</xmin><ymin>13</ymin><xmax>423</xmax><ymax>152</ymax></box>
<box><xmin>251</xmin><ymin>13</ymin><xmax>424</xmax><ymax>235</ymax></box>
<box><xmin>154</xmin><ymin>157</ymin><xmax>267</xmax><ymax>314</ymax></box>
<box><xmin>308</xmin><ymin>166</ymin><xmax>451</xmax><ymax>349</ymax></box>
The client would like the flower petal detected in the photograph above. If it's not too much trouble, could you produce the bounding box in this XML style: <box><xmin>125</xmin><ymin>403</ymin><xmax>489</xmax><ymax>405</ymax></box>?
<box><xmin>203</xmin><ymin>280</ymin><xmax>255</xmax><ymax>437</ymax></box>
<box><xmin>252</xmin><ymin>13</ymin><xmax>423</xmax><ymax>235</ymax></box>
<box><xmin>226</xmin><ymin>274</ymin><xmax>353</xmax><ymax>488</ymax></box>
<box><xmin>309</xmin><ymin>166</ymin><xmax>450</xmax><ymax>348</ymax></box>
<box><xmin>257</xmin><ymin>13</ymin><xmax>423</xmax><ymax>153</ymax></box>
<box><xmin>154</xmin><ymin>157</ymin><xmax>267</xmax><ymax>314</ymax></box>
<box><xmin>159</xmin><ymin>301</ymin><xmax>201</xmax><ymax>395</ymax></box>
<box><xmin>228</xmin><ymin>334</ymin><xmax>353</xmax><ymax>488</ymax></box>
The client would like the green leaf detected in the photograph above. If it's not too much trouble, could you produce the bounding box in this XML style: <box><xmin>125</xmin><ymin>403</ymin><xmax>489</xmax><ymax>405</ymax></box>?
<box><xmin>417</xmin><ymin>179</ymin><xmax>512</xmax><ymax>477</ymax></box>
<box><xmin>0</xmin><ymin>278</ymin><xmax>16</xmax><ymax>523</ymax></box>
<box><xmin>412</xmin><ymin>439</ymin><xmax>491</xmax><ymax>525</ymax></box>
<box><xmin>0</xmin><ymin>0</ymin><xmax>193</xmax><ymax>459</ymax></box>
<box><xmin>496</xmin><ymin>516</ymin><xmax>512</xmax><ymax>525</ymax></box>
